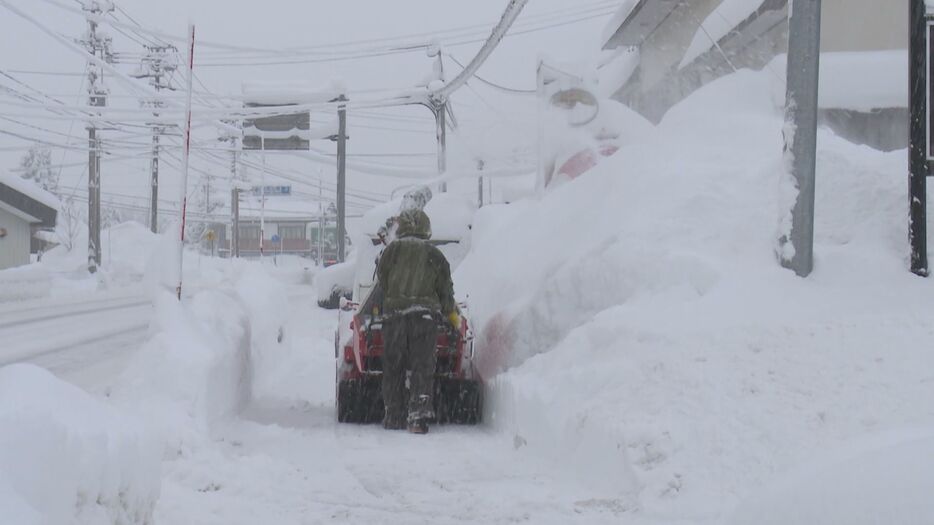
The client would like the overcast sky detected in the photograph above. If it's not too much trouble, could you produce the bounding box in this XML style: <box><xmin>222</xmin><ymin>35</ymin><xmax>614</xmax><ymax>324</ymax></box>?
<box><xmin>0</xmin><ymin>0</ymin><xmax>616</xmax><ymax>218</ymax></box>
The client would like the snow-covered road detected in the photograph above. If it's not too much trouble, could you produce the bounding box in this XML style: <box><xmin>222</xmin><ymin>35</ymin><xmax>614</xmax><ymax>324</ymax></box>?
<box><xmin>0</xmin><ymin>292</ymin><xmax>152</xmax><ymax>390</ymax></box>
<box><xmin>153</xmin><ymin>287</ymin><xmax>631</xmax><ymax>525</ymax></box>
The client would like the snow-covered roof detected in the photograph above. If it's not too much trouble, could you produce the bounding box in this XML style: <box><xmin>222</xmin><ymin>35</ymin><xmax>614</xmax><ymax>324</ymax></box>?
<box><xmin>241</xmin><ymin>79</ymin><xmax>347</xmax><ymax>106</ymax></box>
<box><xmin>234</xmin><ymin>196</ymin><xmax>323</xmax><ymax>221</ymax></box>
<box><xmin>0</xmin><ymin>174</ymin><xmax>59</xmax><ymax>227</ymax></box>
<box><xmin>0</xmin><ymin>174</ymin><xmax>61</xmax><ymax>211</ymax></box>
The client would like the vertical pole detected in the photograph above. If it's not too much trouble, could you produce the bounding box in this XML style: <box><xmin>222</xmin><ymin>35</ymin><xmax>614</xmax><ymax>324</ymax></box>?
<box><xmin>436</xmin><ymin>101</ymin><xmax>447</xmax><ymax>193</ymax></box>
<box><xmin>318</xmin><ymin>172</ymin><xmax>323</xmax><ymax>267</ymax></box>
<box><xmin>778</xmin><ymin>0</ymin><xmax>822</xmax><ymax>278</ymax></box>
<box><xmin>231</xmin><ymin>188</ymin><xmax>239</xmax><ymax>258</ymax></box>
<box><xmin>477</xmin><ymin>158</ymin><xmax>485</xmax><ymax>207</ymax></box>
<box><xmin>536</xmin><ymin>60</ymin><xmax>546</xmax><ymax>193</ymax></box>
<box><xmin>260</xmin><ymin>135</ymin><xmax>267</xmax><ymax>259</ymax></box>
<box><xmin>910</xmin><ymin>0</ymin><xmax>929</xmax><ymax>276</ymax></box>
<box><xmin>176</xmin><ymin>24</ymin><xmax>195</xmax><ymax>300</ymax></box>
<box><xmin>84</xmin><ymin>9</ymin><xmax>106</xmax><ymax>275</ymax></box>
<box><xmin>336</xmin><ymin>95</ymin><xmax>348</xmax><ymax>263</ymax></box>
<box><xmin>150</xmin><ymin>131</ymin><xmax>159</xmax><ymax>233</ymax></box>
<box><xmin>88</xmin><ymin>124</ymin><xmax>101</xmax><ymax>273</ymax></box>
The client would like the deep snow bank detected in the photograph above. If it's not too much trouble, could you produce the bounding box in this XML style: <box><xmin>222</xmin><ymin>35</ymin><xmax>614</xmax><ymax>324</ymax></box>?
<box><xmin>0</xmin><ymin>365</ymin><xmax>161</xmax><ymax>524</ymax></box>
<box><xmin>456</xmin><ymin>67</ymin><xmax>934</xmax><ymax>520</ymax></box>
<box><xmin>730</xmin><ymin>431</ymin><xmax>934</xmax><ymax>524</ymax></box>
<box><xmin>112</xmin><ymin>261</ymin><xmax>290</xmax><ymax>444</ymax></box>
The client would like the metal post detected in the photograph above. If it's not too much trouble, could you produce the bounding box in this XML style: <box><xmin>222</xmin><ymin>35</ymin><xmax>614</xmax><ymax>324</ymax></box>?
<box><xmin>436</xmin><ymin>101</ymin><xmax>447</xmax><ymax>193</ymax></box>
<box><xmin>150</xmin><ymin>131</ymin><xmax>159</xmax><ymax>233</ymax></box>
<box><xmin>336</xmin><ymin>95</ymin><xmax>348</xmax><ymax>262</ymax></box>
<box><xmin>231</xmin><ymin>188</ymin><xmax>240</xmax><ymax>258</ymax></box>
<box><xmin>778</xmin><ymin>0</ymin><xmax>822</xmax><ymax>278</ymax></box>
<box><xmin>910</xmin><ymin>0</ymin><xmax>929</xmax><ymax>276</ymax></box>
<box><xmin>260</xmin><ymin>135</ymin><xmax>266</xmax><ymax>259</ymax></box>
<box><xmin>88</xmin><ymin>124</ymin><xmax>101</xmax><ymax>273</ymax></box>
<box><xmin>317</xmin><ymin>172</ymin><xmax>323</xmax><ymax>267</ymax></box>
<box><xmin>477</xmin><ymin>158</ymin><xmax>485</xmax><ymax>207</ymax></box>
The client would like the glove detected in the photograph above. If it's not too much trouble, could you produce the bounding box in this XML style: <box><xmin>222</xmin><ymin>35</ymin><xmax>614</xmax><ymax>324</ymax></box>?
<box><xmin>447</xmin><ymin>312</ymin><xmax>461</xmax><ymax>330</ymax></box>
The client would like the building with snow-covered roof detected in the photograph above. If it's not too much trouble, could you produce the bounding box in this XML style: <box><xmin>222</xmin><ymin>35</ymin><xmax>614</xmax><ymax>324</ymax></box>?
<box><xmin>601</xmin><ymin>0</ymin><xmax>908</xmax><ymax>151</ymax></box>
<box><xmin>0</xmin><ymin>175</ymin><xmax>58</xmax><ymax>270</ymax></box>
<box><xmin>207</xmin><ymin>190</ymin><xmax>342</xmax><ymax>262</ymax></box>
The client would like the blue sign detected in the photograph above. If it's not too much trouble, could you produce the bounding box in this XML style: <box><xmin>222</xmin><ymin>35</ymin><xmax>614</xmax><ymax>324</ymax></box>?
<box><xmin>251</xmin><ymin>185</ymin><xmax>291</xmax><ymax>197</ymax></box>
<box><xmin>271</xmin><ymin>234</ymin><xmax>281</xmax><ymax>243</ymax></box>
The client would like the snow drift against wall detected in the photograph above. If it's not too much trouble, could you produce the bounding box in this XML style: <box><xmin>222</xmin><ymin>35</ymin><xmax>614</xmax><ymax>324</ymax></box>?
<box><xmin>457</xmin><ymin>66</ymin><xmax>934</xmax><ymax>521</ymax></box>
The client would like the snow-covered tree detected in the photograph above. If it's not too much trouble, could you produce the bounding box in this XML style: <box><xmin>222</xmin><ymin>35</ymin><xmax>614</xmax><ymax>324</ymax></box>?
<box><xmin>55</xmin><ymin>198</ymin><xmax>85</xmax><ymax>251</ymax></box>
<box><xmin>18</xmin><ymin>145</ymin><xmax>58</xmax><ymax>194</ymax></box>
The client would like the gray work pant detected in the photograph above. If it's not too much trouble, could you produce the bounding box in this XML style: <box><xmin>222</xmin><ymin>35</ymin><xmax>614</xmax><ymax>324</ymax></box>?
<box><xmin>382</xmin><ymin>311</ymin><xmax>438</xmax><ymax>424</ymax></box>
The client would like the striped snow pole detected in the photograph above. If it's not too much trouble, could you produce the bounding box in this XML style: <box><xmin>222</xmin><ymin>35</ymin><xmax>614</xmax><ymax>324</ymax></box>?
<box><xmin>176</xmin><ymin>23</ymin><xmax>195</xmax><ymax>300</ymax></box>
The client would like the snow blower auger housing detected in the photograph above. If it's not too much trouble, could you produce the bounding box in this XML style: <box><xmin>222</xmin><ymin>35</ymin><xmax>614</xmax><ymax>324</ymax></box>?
<box><xmin>334</xmin><ymin>285</ymin><xmax>482</xmax><ymax>425</ymax></box>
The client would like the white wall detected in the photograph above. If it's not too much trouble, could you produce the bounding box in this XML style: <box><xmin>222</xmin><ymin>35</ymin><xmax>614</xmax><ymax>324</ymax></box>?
<box><xmin>822</xmin><ymin>0</ymin><xmax>907</xmax><ymax>52</ymax></box>
<box><xmin>0</xmin><ymin>207</ymin><xmax>31</xmax><ymax>270</ymax></box>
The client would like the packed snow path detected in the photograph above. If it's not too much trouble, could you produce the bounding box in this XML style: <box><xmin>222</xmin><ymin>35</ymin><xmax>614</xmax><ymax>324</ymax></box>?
<box><xmin>154</xmin><ymin>287</ymin><xmax>632</xmax><ymax>525</ymax></box>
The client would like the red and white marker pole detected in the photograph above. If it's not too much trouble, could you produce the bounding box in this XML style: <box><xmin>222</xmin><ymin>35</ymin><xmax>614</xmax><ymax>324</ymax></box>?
<box><xmin>176</xmin><ymin>23</ymin><xmax>195</xmax><ymax>300</ymax></box>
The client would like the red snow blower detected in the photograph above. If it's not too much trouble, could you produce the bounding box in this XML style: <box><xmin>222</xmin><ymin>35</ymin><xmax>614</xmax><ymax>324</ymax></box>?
<box><xmin>334</xmin><ymin>284</ymin><xmax>482</xmax><ymax>425</ymax></box>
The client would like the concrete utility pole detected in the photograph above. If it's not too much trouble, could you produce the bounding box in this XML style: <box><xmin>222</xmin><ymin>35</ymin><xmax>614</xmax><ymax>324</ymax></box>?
<box><xmin>80</xmin><ymin>1</ymin><xmax>114</xmax><ymax>274</ymax></box>
<box><xmin>230</xmin><ymin>188</ymin><xmax>240</xmax><ymax>258</ymax></box>
<box><xmin>909</xmin><ymin>0</ymin><xmax>929</xmax><ymax>276</ymax></box>
<box><xmin>335</xmin><ymin>95</ymin><xmax>348</xmax><ymax>262</ymax></box>
<box><xmin>131</xmin><ymin>44</ymin><xmax>177</xmax><ymax>234</ymax></box>
<box><xmin>477</xmin><ymin>158</ymin><xmax>485</xmax><ymax>207</ymax></box>
<box><xmin>223</xmin><ymin>122</ymin><xmax>242</xmax><ymax>258</ymax></box>
<box><xmin>778</xmin><ymin>0</ymin><xmax>822</xmax><ymax>278</ymax></box>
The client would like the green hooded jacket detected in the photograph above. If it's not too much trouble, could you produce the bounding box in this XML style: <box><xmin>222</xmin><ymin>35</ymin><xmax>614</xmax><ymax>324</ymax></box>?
<box><xmin>377</xmin><ymin>210</ymin><xmax>456</xmax><ymax>316</ymax></box>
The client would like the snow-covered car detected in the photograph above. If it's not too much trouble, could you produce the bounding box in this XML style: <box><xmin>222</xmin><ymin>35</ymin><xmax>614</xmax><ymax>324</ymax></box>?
<box><xmin>315</xmin><ymin>260</ymin><xmax>354</xmax><ymax>309</ymax></box>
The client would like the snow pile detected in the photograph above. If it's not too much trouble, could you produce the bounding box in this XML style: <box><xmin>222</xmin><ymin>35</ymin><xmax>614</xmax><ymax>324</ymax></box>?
<box><xmin>0</xmin><ymin>364</ymin><xmax>161</xmax><ymax>524</ymax></box>
<box><xmin>457</xmin><ymin>67</ymin><xmax>934</xmax><ymax>520</ymax></box>
<box><xmin>112</xmin><ymin>290</ymin><xmax>251</xmax><ymax>443</ymax></box>
<box><xmin>111</xmin><ymin>258</ymin><xmax>290</xmax><ymax>444</ymax></box>
<box><xmin>0</xmin><ymin>221</ymin><xmax>163</xmax><ymax>302</ymax></box>
<box><xmin>731</xmin><ymin>431</ymin><xmax>934</xmax><ymax>524</ymax></box>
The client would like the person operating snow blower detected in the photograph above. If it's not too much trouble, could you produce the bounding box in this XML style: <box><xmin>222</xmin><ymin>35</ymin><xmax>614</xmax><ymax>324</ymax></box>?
<box><xmin>376</xmin><ymin>208</ymin><xmax>458</xmax><ymax>434</ymax></box>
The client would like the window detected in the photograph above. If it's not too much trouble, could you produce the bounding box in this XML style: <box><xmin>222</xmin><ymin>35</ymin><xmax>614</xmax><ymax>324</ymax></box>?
<box><xmin>279</xmin><ymin>225</ymin><xmax>305</xmax><ymax>240</ymax></box>
<box><xmin>240</xmin><ymin>225</ymin><xmax>260</xmax><ymax>240</ymax></box>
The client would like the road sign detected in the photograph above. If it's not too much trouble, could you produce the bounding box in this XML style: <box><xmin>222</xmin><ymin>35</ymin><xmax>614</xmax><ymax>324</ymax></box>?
<box><xmin>271</xmin><ymin>234</ymin><xmax>281</xmax><ymax>243</ymax></box>
<box><xmin>204</xmin><ymin>230</ymin><xmax>216</xmax><ymax>241</ymax></box>
<box><xmin>251</xmin><ymin>185</ymin><xmax>291</xmax><ymax>197</ymax></box>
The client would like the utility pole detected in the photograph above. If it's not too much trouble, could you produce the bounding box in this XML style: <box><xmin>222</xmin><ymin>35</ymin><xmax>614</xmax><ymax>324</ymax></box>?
<box><xmin>317</xmin><ymin>169</ymin><xmax>323</xmax><ymax>267</ymax></box>
<box><xmin>435</xmin><ymin>102</ymin><xmax>447</xmax><ymax>193</ymax></box>
<box><xmin>331</xmin><ymin>95</ymin><xmax>348</xmax><ymax>263</ymax></box>
<box><xmin>337</xmin><ymin>96</ymin><xmax>348</xmax><ymax>263</ymax></box>
<box><xmin>909</xmin><ymin>0</ymin><xmax>929</xmax><ymax>276</ymax></box>
<box><xmin>131</xmin><ymin>44</ymin><xmax>177</xmax><ymax>234</ymax></box>
<box><xmin>426</xmin><ymin>44</ymin><xmax>449</xmax><ymax>193</ymax></box>
<box><xmin>230</xmin><ymin>188</ymin><xmax>240</xmax><ymax>258</ymax></box>
<box><xmin>477</xmin><ymin>158</ymin><xmax>485</xmax><ymax>207</ymax></box>
<box><xmin>80</xmin><ymin>1</ymin><xmax>114</xmax><ymax>274</ymax></box>
<box><xmin>777</xmin><ymin>0</ymin><xmax>822</xmax><ymax>278</ymax></box>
